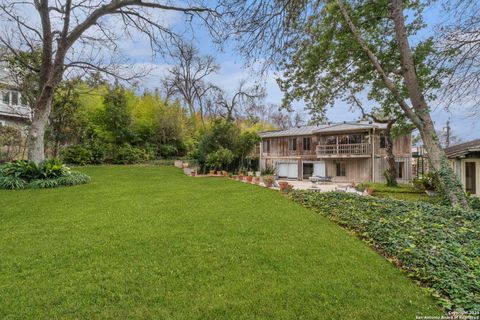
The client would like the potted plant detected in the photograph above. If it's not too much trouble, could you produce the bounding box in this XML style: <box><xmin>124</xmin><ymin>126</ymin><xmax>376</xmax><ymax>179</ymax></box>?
<box><xmin>247</xmin><ymin>171</ymin><xmax>254</xmax><ymax>176</ymax></box>
<box><xmin>191</xmin><ymin>170</ymin><xmax>196</xmax><ymax>177</ymax></box>
<box><xmin>263</xmin><ymin>175</ymin><xmax>275</xmax><ymax>188</ymax></box>
<box><xmin>246</xmin><ymin>175</ymin><xmax>253</xmax><ymax>183</ymax></box>
<box><xmin>366</xmin><ymin>187</ymin><xmax>374</xmax><ymax>196</ymax></box>
<box><xmin>413</xmin><ymin>173</ymin><xmax>438</xmax><ymax>196</ymax></box>
<box><xmin>278</xmin><ymin>181</ymin><xmax>293</xmax><ymax>193</ymax></box>
<box><xmin>278</xmin><ymin>181</ymin><xmax>290</xmax><ymax>191</ymax></box>
<box><xmin>209</xmin><ymin>169</ymin><xmax>215</xmax><ymax>176</ymax></box>
<box><xmin>255</xmin><ymin>171</ymin><xmax>261</xmax><ymax>177</ymax></box>
<box><xmin>254</xmin><ymin>176</ymin><xmax>261</xmax><ymax>184</ymax></box>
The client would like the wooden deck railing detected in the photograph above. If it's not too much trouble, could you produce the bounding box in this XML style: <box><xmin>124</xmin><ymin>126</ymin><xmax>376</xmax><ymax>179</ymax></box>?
<box><xmin>316</xmin><ymin>143</ymin><xmax>371</xmax><ymax>156</ymax></box>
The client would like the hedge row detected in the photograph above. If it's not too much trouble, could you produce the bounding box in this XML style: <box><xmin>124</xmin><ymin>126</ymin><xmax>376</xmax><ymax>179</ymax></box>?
<box><xmin>288</xmin><ymin>191</ymin><xmax>480</xmax><ymax>311</ymax></box>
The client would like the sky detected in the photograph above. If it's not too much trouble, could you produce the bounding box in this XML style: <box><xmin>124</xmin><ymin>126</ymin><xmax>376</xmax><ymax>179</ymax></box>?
<box><xmin>121</xmin><ymin>3</ymin><xmax>478</xmax><ymax>143</ymax></box>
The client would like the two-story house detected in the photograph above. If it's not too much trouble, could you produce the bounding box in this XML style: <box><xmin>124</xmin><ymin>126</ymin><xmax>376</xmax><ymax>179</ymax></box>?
<box><xmin>258</xmin><ymin>121</ymin><xmax>412</xmax><ymax>183</ymax></box>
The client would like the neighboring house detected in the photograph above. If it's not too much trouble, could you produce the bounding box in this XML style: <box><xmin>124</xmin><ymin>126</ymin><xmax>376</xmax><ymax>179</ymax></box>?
<box><xmin>258</xmin><ymin>121</ymin><xmax>412</xmax><ymax>183</ymax></box>
<box><xmin>445</xmin><ymin>139</ymin><xmax>480</xmax><ymax>196</ymax></box>
<box><xmin>0</xmin><ymin>63</ymin><xmax>30</xmax><ymax>129</ymax></box>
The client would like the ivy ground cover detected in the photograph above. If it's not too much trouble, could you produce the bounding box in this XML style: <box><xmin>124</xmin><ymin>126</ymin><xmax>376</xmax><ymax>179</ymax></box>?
<box><xmin>289</xmin><ymin>191</ymin><xmax>480</xmax><ymax>311</ymax></box>
<box><xmin>0</xmin><ymin>166</ymin><xmax>440</xmax><ymax>319</ymax></box>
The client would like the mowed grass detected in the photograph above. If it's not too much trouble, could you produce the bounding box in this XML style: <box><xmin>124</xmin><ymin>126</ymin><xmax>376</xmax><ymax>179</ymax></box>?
<box><xmin>0</xmin><ymin>166</ymin><xmax>441</xmax><ymax>319</ymax></box>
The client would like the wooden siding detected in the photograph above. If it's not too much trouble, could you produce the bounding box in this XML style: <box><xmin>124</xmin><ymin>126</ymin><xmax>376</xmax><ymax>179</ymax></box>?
<box><xmin>261</xmin><ymin>135</ymin><xmax>318</xmax><ymax>157</ymax></box>
<box><xmin>325</xmin><ymin>159</ymin><xmax>372</xmax><ymax>183</ymax></box>
<box><xmin>374</xmin><ymin>134</ymin><xmax>411</xmax><ymax>157</ymax></box>
<box><xmin>259</xmin><ymin>130</ymin><xmax>413</xmax><ymax>182</ymax></box>
<box><xmin>261</xmin><ymin>131</ymin><xmax>411</xmax><ymax>158</ymax></box>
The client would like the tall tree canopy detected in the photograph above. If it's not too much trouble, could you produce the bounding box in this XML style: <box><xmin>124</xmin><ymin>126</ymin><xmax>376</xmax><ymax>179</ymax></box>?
<box><xmin>232</xmin><ymin>0</ymin><xmax>469</xmax><ymax>207</ymax></box>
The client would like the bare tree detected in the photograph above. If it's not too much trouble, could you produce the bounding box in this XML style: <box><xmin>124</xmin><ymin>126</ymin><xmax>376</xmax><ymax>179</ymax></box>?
<box><xmin>0</xmin><ymin>0</ymin><xmax>222</xmax><ymax>163</ymax></box>
<box><xmin>161</xmin><ymin>41</ymin><xmax>220</xmax><ymax>128</ymax></box>
<box><xmin>215</xmin><ymin>79</ymin><xmax>266</xmax><ymax>121</ymax></box>
<box><xmin>351</xmin><ymin>96</ymin><xmax>401</xmax><ymax>187</ymax></box>
<box><xmin>437</xmin><ymin>120</ymin><xmax>462</xmax><ymax>147</ymax></box>
<box><xmin>293</xmin><ymin>112</ymin><xmax>305</xmax><ymax>127</ymax></box>
<box><xmin>243</xmin><ymin>102</ymin><xmax>294</xmax><ymax>129</ymax></box>
<box><xmin>438</xmin><ymin>0</ymin><xmax>480</xmax><ymax>113</ymax></box>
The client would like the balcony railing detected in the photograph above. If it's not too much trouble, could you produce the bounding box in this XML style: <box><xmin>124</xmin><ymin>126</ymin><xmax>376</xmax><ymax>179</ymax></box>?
<box><xmin>316</xmin><ymin>143</ymin><xmax>371</xmax><ymax>157</ymax></box>
<box><xmin>0</xmin><ymin>102</ymin><xmax>31</xmax><ymax>119</ymax></box>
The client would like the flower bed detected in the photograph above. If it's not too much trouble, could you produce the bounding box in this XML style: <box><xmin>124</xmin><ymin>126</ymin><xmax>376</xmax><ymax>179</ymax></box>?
<box><xmin>289</xmin><ymin>191</ymin><xmax>480</xmax><ymax>311</ymax></box>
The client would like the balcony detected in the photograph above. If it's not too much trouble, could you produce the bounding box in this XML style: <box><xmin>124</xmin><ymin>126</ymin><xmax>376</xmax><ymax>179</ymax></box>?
<box><xmin>0</xmin><ymin>102</ymin><xmax>30</xmax><ymax>119</ymax></box>
<box><xmin>316</xmin><ymin>143</ymin><xmax>371</xmax><ymax>157</ymax></box>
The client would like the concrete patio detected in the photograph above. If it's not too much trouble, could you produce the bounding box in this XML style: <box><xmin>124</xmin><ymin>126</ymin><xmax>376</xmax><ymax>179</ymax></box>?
<box><xmin>276</xmin><ymin>179</ymin><xmax>363</xmax><ymax>194</ymax></box>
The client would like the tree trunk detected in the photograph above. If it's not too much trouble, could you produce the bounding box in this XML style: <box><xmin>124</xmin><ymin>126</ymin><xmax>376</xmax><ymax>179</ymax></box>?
<box><xmin>390</xmin><ymin>0</ymin><xmax>469</xmax><ymax>208</ymax></box>
<box><xmin>384</xmin><ymin>123</ymin><xmax>397</xmax><ymax>187</ymax></box>
<box><xmin>27</xmin><ymin>94</ymin><xmax>53</xmax><ymax>163</ymax></box>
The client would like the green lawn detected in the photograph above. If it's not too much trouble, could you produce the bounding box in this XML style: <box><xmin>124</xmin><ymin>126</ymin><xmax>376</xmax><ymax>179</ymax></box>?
<box><xmin>357</xmin><ymin>182</ymin><xmax>441</xmax><ymax>204</ymax></box>
<box><xmin>0</xmin><ymin>166</ymin><xmax>441</xmax><ymax>319</ymax></box>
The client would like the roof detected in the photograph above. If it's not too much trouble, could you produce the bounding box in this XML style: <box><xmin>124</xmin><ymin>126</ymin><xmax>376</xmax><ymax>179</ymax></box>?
<box><xmin>258</xmin><ymin>121</ymin><xmax>388</xmax><ymax>138</ymax></box>
<box><xmin>445</xmin><ymin>139</ymin><xmax>480</xmax><ymax>158</ymax></box>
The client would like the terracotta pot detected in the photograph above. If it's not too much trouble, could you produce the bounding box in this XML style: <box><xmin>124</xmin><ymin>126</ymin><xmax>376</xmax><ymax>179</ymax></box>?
<box><xmin>191</xmin><ymin>171</ymin><xmax>196</xmax><ymax>177</ymax></box>
<box><xmin>278</xmin><ymin>181</ymin><xmax>290</xmax><ymax>190</ymax></box>
<box><xmin>246</xmin><ymin>176</ymin><xmax>253</xmax><ymax>183</ymax></box>
<box><xmin>366</xmin><ymin>187</ymin><xmax>374</xmax><ymax>196</ymax></box>
<box><xmin>238</xmin><ymin>175</ymin><xmax>244</xmax><ymax>181</ymax></box>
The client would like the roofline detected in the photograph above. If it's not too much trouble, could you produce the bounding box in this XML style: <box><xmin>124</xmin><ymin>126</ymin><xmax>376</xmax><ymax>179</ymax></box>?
<box><xmin>258</xmin><ymin>122</ymin><xmax>387</xmax><ymax>138</ymax></box>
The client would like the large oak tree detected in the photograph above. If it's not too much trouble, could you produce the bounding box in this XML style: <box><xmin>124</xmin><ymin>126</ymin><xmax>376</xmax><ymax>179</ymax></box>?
<box><xmin>0</xmin><ymin>0</ymin><xmax>222</xmax><ymax>163</ymax></box>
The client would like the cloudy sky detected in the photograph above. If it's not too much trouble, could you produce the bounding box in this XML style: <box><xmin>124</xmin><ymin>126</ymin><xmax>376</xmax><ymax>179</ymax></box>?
<box><xmin>121</xmin><ymin>4</ymin><xmax>478</xmax><ymax>142</ymax></box>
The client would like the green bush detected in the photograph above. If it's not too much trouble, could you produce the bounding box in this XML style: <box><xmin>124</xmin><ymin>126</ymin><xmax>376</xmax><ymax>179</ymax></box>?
<box><xmin>289</xmin><ymin>191</ymin><xmax>480</xmax><ymax>311</ymax></box>
<box><xmin>205</xmin><ymin>147</ymin><xmax>234</xmax><ymax>171</ymax></box>
<box><xmin>158</xmin><ymin>144</ymin><xmax>178</xmax><ymax>158</ymax></box>
<box><xmin>469</xmin><ymin>196</ymin><xmax>480</xmax><ymax>210</ymax></box>
<box><xmin>0</xmin><ymin>159</ymin><xmax>68</xmax><ymax>181</ymax></box>
<box><xmin>56</xmin><ymin>171</ymin><xmax>91</xmax><ymax>186</ymax></box>
<box><xmin>1</xmin><ymin>160</ymin><xmax>38</xmax><ymax>180</ymax></box>
<box><xmin>113</xmin><ymin>144</ymin><xmax>150</xmax><ymax>164</ymax></box>
<box><xmin>29</xmin><ymin>178</ymin><xmax>60</xmax><ymax>189</ymax></box>
<box><xmin>0</xmin><ymin>159</ymin><xmax>90</xmax><ymax>190</ymax></box>
<box><xmin>40</xmin><ymin>158</ymin><xmax>68</xmax><ymax>178</ymax></box>
<box><xmin>61</xmin><ymin>146</ymin><xmax>93</xmax><ymax>165</ymax></box>
<box><xmin>413</xmin><ymin>172</ymin><xmax>440</xmax><ymax>191</ymax></box>
<box><xmin>0</xmin><ymin>175</ymin><xmax>27</xmax><ymax>189</ymax></box>
<box><xmin>86</xmin><ymin>143</ymin><xmax>107</xmax><ymax>164</ymax></box>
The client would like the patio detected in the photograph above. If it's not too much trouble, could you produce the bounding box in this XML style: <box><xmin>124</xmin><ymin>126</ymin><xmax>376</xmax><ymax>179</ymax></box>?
<box><xmin>276</xmin><ymin>179</ymin><xmax>363</xmax><ymax>194</ymax></box>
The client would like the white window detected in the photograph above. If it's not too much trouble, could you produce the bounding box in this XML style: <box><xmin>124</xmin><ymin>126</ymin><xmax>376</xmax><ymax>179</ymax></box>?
<box><xmin>288</xmin><ymin>137</ymin><xmax>297</xmax><ymax>151</ymax></box>
<box><xmin>20</xmin><ymin>94</ymin><xmax>28</xmax><ymax>106</ymax></box>
<box><xmin>11</xmin><ymin>91</ymin><xmax>19</xmax><ymax>105</ymax></box>
<box><xmin>2</xmin><ymin>91</ymin><xmax>9</xmax><ymax>105</ymax></box>
<box><xmin>262</xmin><ymin>140</ymin><xmax>270</xmax><ymax>153</ymax></box>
